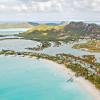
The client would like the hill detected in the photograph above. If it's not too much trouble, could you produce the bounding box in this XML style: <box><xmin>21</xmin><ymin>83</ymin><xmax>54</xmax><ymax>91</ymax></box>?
<box><xmin>18</xmin><ymin>25</ymin><xmax>64</xmax><ymax>40</ymax></box>
<box><xmin>64</xmin><ymin>22</ymin><xmax>100</xmax><ymax>36</ymax></box>
<box><xmin>28</xmin><ymin>21</ymin><xmax>65</xmax><ymax>26</ymax></box>
<box><xmin>18</xmin><ymin>21</ymin><xmax>100</xmax><ymax>41</ymax></box>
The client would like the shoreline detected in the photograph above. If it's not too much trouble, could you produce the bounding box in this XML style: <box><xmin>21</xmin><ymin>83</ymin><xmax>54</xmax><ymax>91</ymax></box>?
<box><xmin>42</xmin><ymin>59</ymin><xmax>100</xmax><ymax>100</ymax></box>
<box><xmin>0</xmin><ymin>55</ymin><xmax>100</xmax><ymax>100</ymax></box>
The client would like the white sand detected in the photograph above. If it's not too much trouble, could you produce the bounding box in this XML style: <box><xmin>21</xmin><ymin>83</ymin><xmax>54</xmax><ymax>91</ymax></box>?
<box><xmin>2</xmin><ymin>55</ymin><xmax>100</xmax><ymax>100</ymax></box>
<box><xmin>42</xmin><ymin>59</ymin><xmax>100</xmax><ymax>100</ymax></box>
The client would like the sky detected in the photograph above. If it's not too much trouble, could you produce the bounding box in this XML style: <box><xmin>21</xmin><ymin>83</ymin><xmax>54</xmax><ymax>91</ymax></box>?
<box><xmin>0</xmin><ymin>0</ymin><xmax>100</xmax><ymax>21</ymax></box>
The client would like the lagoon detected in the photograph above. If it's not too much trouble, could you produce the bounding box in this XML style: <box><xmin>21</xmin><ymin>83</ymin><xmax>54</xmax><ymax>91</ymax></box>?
<box><xmin>0</xmin><ymin>39</ymin><xmax>40</xmax><ymax>51</ymax></box>
<box><xmin>0</xmin><ymin>56</ymin><xmax>93</xmax><ymax>100</ymax></box>
<box><xmin>0</xmin><ymin>38</ymin><xmax>100</xmax><ymax>62</ymax></box>
<box><xmin>32</xmin><ymin>41</ymin><xmax>100</xmax><ymax>62</ymax></box>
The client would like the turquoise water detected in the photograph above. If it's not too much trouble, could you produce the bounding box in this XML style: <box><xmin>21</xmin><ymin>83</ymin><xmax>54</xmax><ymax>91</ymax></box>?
<box><xmin>0</xmin><ymin>28</ymin><xmax>99</xmax><ymax>100</ymax></box>
<box><xmin>0</xmin><ymin>56</ymin><xmax>93</xmax><ymax>100</ymax></box>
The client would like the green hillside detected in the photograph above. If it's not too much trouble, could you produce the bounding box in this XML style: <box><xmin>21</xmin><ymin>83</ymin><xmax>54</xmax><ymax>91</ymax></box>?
<box><xmin>18</xmin><ymin>21</ymin><xmax>100</xmax><ymax>41</ymax></box>
<box><xmin>18</xmin><ymin>25</ymin><xmax>65</xmax><ymax>41</ymax></box>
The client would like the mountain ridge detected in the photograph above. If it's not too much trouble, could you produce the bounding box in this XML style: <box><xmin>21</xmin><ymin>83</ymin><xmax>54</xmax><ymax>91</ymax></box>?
<box><xmin>18</xmin><ymin>21</ymin><xmax>100</xmax><ymax>40</ymax></box>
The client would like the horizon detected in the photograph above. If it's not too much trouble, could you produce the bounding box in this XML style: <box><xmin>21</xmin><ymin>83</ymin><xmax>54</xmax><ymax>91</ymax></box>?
<box><xmin>0</xmin><ymin>20</ymin><xmax>100</xmax><ymax>25</ymax></box>
<box><xmin>1</xmin><ymin>20</ymin><xmax>100</xmax><ymax>22</ymax></box>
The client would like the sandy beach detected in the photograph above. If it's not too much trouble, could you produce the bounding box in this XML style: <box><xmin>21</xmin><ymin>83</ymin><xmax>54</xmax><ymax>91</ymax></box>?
<box><xmin>2</xmin><ymin>55</ymin><xmax>100</xmax><ymax>100</ymax></box>
<box><xmin>41</xmin><ymin>59</ymin><xmax>100</xmax><ymax>100</ymax></box>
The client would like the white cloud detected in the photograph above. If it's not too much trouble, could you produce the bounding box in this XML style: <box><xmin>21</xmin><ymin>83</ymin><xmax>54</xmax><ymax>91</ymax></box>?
<box><xmin>1</xmin><ymin>0</ymin><xmax>100</xmax><ymax>21</ymax></box>
<box><xmin>72</xmin><ymin>0</ymin><xmax>100</xmax><ymax>12</ymax></box>
<box><xmin>1</xmin><ymin>0</ymin><xmax>100</xmax><ymax>13</ymax></box>
<box><xmin>0</xmin><ymin>0</ymin><xmax>66</xmax><ymax>13</ymax></box>
<box><xmin>20</xmin><ymin>0</ymin><xmax>65</xmax><ymax>12</ymax></box>
<box><xmin>0</xmin><ymin>5</ymin><xmax>6</xmax><ymax>9</ymax></box>
<box><xmin>13</xmin><ymin>6</ymin><xmax>22</xmax><ymax>12</ymax></box>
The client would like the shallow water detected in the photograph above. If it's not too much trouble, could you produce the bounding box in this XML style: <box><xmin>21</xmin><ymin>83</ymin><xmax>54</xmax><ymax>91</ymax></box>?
<box><xmin>0</xmin><ymin>28</ymin><xmax>100</xmax><ymax>62</ymax></box>
<box><xmin>0</xmin><ymin>28</ymin><xmax>99</xmax><ymax>60</ymax></box>
<box><xmin>0</xmin><ymin>28</ymin><xmax>28</xmax><ymax>35</ymax></box>
<box><xmin>32</xmin><ymin>41</ymin><xmax>100</xmax><ymax>62</ymax></box>
<box><xmin>0</xmin><ymin>56</ymin><xmax>93</xmax><ymax>100</ymax></box>
<box><xmin>0</xmin><ymin>38</ymin><xmax>100</xmax><ymax>62</ymax></box>
<box><xmin>0</xmin><ymin>36</ymin><xmax>20</xmax><ymax>39</ymax></box>
<box><xmin>0</xmin><ymin>39</ymin><xmax>40</xmax><ymax>51</ymax></box>
<box><xmin>0</xmin><ymin>28</ymin><xmax>99</xmax><ymax>99</ymax></box>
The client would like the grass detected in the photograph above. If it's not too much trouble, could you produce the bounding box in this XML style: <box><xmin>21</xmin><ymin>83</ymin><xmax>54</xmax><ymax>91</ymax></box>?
<box><xmin>73</xmin><ymin>40</ymin><xmax>100</xmax><ymax>52</ymax></box>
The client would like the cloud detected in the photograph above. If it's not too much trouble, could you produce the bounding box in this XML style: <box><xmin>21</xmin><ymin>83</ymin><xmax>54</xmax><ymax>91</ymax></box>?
<box><xmin>0</xmin><ymin>0</ymin><xmax>66</xmax><ymax>13</ymax></box>
<box><xmin>20</xmin><ymin>0</ymin><xmax>50</xmax><ymax>2</ymax></box>
<box><xmin>1</xmin><ymin>0</ymin><xmax>100</xmax><ymax>13</ymax></box>
<box><xmin>19</xmin><ymin>0</ymin><xmax>65</xmax><ymax>12</ymax></box>
<box><xmin>1</xmin><ymin>0</ymin><xmax>100</xmax><ymax>21</ymax></box>
<box><xmin>72</xmin><ymin>0</ymin><xmax>100</xmax><ymax>12</ymax></box>
<box><xmin>0</xmin><ymin>5</ymin><xmax>6</xmax><ymax>9</ymax></box>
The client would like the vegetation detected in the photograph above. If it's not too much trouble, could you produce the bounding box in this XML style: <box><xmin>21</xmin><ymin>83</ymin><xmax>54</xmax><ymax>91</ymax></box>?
<box><xmin>56</xmin><ymin>53</ymin><xmax>100</xmax><ymax>75</ymax></box>
<box><xmin>0</xmin><ymin>50</ymin><xmax>100</xmax><ymax>89</ymax></box>
<box><xmin>26</xmin><ymin>41</ymin><xmax>51</xmax><ymax>51</ymax></box>
<box><xmin>18</xmin><ymin>24</ymin><xmax>81</xmax><ymax>43</ymax></box>
<box><xmin>27</xmin><ymin>41</ymin><xmax>62</xmax><ymax>51</ymax></box>
<box><xmin>27</xmin><ymin>25</ymin><xmax>64</xmax><ymax>31</ymax></box>
<box><xmin>0</xmin><ymin>35</ymin><xmax>8</xmax><ymax>37</ymax></box>
<box><xmin>18</xmin><ymin>25</ymin><xmax>65</xmax><ymax>41</ymax></box>
<box><xmin>53</xmin><ymin>41</ymin><xmax>62</xmax><ymax>47</ymax></box>
<box><xmin>64</xmin><ymin>22</ymin><xmax>100</xmax><ymax>37</ymax></box>
<box><xmin>1</xmin><ymin>21</ymin><xmax>100</xmax><ymax>90</ymax></box>
<box><xmin>66</xmin><ymin>63</ymin><xmax>100</xmax><ymax>89</ymax></box>
<box><xmin>73</xmin><ymin>40</ymin><xmax>100</xmax><ymax>52</ymax></box>
<box><xmin>18</xmin><ymin>21</ymin><xmax>100</xmax><ymax>42</ymax></box>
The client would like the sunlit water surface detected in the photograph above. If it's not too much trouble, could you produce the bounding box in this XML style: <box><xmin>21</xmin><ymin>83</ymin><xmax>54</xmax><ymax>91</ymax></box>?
<box><xmin>0</xmin><ymin>56</ymin><xmax>93</xmax><ymax>100</ymax></box>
